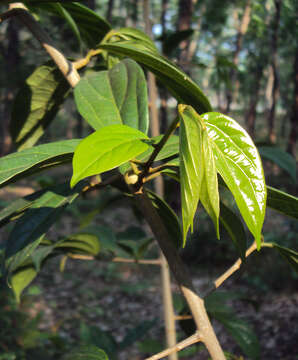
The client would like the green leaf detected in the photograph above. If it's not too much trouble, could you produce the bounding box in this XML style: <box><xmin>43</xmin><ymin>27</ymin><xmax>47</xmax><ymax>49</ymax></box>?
<box><xmin>11</xmin><ymin>265</ymin><xmax>37</xmax><ymax>303</ymax></box>
<box><xmin>258</xmin><ymin>146</ymin><xmax>296</xmax><ymax>183</ymax></box>
<box><xmin>267</xmin><ymin>186</ymin><xmax>298</xmax><ymax>219</ymax></box>
<box><xmin>200</xmin><ymin>130</ymin><xmax>220</xmax><ymax>238</ymax></box>
<box><xmin>98</xmin><ymin>42</ymin><xmax>212</xmax><ymax>114</ymax></box>
<box><xmin>74</xmin><ymin>59</ymin><xmax>149</xmax><ymax>134</ymax></box>
<box><xmin>161</xmin><ymin>29</ymin><xmax>194</xmax><ymax>57</ymax></box>
<box><xmin>268</xmin><ymin>243</ymin><xmax>298</xmax><ymax>273</ymax></box>
<box><xmin>214</xmin><ymin>312</ymin><xmax>260</xmax><ymax>359</ymax></box>
<box><xmin>219</xmin><ymin>202</ymin><xmax>247</xmax><ymax>261</ymax></box>
<box><xmin>71</xmin><ymin>125</ymin><xmax>150</xmax><ymax>188</ymax></box>
<box><xmin>30</xmin><ymin>2</ymin><xmax>111</xmax><ymax>48</ymax></box>
<box><xmin>146</xmin><ymin>190</ymin><xmax>183</xmax><ymax>249</ymax></box>
<box><xmin>178</xmin><ymin>105</ymin><xmax>205</xmax><ymax>245</ymax></box>
<box><xmin>119</xmin><ymin>320</ymin><xmax>156</xmax><ymax>350</ymax></box>
<box><xmin>4</xmin><ymin>184</ymin><xmax>81</xmax><ymax>274</ymax></box>
<box><xmin>203</xmin><ymin>112</ymin><xmax>267</xmax><ymax>248</ymax></box>
<box><xmin>55</xmin><ymin>233</ymin><xmax>100</xmax><ymax>256</ymax></box>
<box><xmin>0</xmin><ymin>140</ymin><xmax>79</xmax><ymax>189</ymax></box>
<box><xmin>62</xmin><ymin>345</ymin><xmax>109</xmax><ymax>360</ymax></box>
<box><xmin>10</xmin><ymin>63</ymin><xmax>70</xmax><ymax>150</ymax></box>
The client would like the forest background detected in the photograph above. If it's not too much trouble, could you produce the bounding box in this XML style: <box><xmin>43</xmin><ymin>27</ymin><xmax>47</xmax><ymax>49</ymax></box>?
<box><xmin>0</xmin><ymin>0</ymin><xmax>297</xmax><ymax>360</ymax></box>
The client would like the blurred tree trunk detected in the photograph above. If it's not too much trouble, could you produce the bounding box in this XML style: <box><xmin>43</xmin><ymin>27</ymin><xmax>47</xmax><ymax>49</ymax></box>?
<box><xmin>245</xmin><ymin>63</ymin><xmax>264</xmax><ymax>139</ymax></box>
<box><xmin>287</xmin><ymin>50</ymin><xmax>298</xmax><ymax>157</ymax></box>
<box><xmin>225</xmin><ymin>0</ymin><xmax>252</xmax><ymax>113</ymax></box>
<box><xmin>266</xmin><ymin>0</ymin><xmax>281</xmax><ymax>143</ymax></box>
<box><xmin>176</xmin><ymin>0</ymin><xmax>193</xmax><ymax>71</ymax></box>
<box><xmin>0</xmin><ymin>17</ymin><xmax>20</xmax><ymax>155</ymax></box>
<box><xmin>106</xmin><ymin>0</ymin><xmax>114</xmax><ymax>23</ymax></box>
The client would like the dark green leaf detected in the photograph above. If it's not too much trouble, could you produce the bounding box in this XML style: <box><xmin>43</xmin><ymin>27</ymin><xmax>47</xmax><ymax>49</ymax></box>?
<box><xmin>10</xmin><ymin>63</ymin><xmax>70</xmax><ymax>150</ymax></box>
<box><xmin>119</xmin><ymin>320</ymin><xmax>156</xmax><ymax>350</ymax></box>
<box><xmin>10</xmin><ymin>265</ymin><xmax>37</xmax><ymax>303</ymax></box>
<box><xmin>161</xmin><ymin>29</ymin><xmax>194</xmax><ymax>57</ymax></box>
<box><xmin>71</xmin><ymin>125</ymin><xmax>150</xmax><ymax>188</ymax></box>
<box><xmin>30</xmin><ymin>2</ymin><xmax>111</xmax><ymax>48</ymax></box>
<box><xmin>146</xmin><ymin>190</ymin><xmax>182</xmax><ymax>249</ymax></box>
<box><xmin>267</xmin><ymin>186</ymin><xmax>298</xmax><ymax>219</ymax></box>
<box><xmin>4</xmin><ymin>184</ymin><xmax>81</xmax><ymax>274</ymax></box>
<box><xmin>179</xmin><ymin>105</ymin><xmax>204</xmax><ymax>244</ymax></box>
<box><xmin>203</xmin><ymin>112</ymin><xmax>267</xmax><ymax>248</ymax></box>
<box><xmin>74</xmin><ymin>59</ymin><xmax>149</xmax><ymax>133</ymax></box>
<box><xmin>268</xmin><ymin>243</ymin><xmax>298</xmax><ymax>273</ymax></box>
<box><xmin>82</xmin><ymin>225</ymin><xmax>118</xmax><ymax>254</ymax></box>
<box><xmin>62</xmin><ymin>345</ymin><xmax>109</xmax><ymax>360</ymax></box>
<box><xmin>220</xmin><ymin>202</ymin><xmax>247</xmax><ymax>261</ymax></box>
<box><xmin>0</xmin><ymin>140</ymin><xmax>79</xmax><ymax>189</ymax></box>
<box><xmin>258</xmin><ymin>146</ymin><xmax>296</xmax><ymax>183</ymax></box>
<box><xmin>98</xmin><ymin>42</ymin><xmax>212</xmax><ymax>114</ymax></box>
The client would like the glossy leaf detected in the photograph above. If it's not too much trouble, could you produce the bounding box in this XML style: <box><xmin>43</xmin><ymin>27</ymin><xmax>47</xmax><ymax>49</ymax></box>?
<box><xmin>62</xmin><ymin>345</ymin><xmax>109</xmax><ymax>360</ymax></box>
<box><xmin>258</xmin><ymin>146</ymin><xmax>296</xmax><ymax>183</ymax></box>
<box><xmin>203</xmin><ymin>112</ymin><xmax>267</xmax><ymax>248</ymax></box>
<box><xmin>74</xmin><ymin>59</ymin><xmax>149</xmax><ymax>134</ymax></box>
<box><xmin>267</xmin><ymin>186</ymin><xmax>298</xmax><ymax>219</ymax></box>
<box><xmin>71</xmin><ymin>125</ymin><xmax>150</xmax><ymax>188</ymax></box>
<box><xmin>98</xmin><ymin>42</ymin><xmax>212</xmax><ymax>114</ymax></box>
<box><xmin>0</xmin><ymin>140</ymin><xmax>79</xmax><ymax>189</ymax></box>
<box><xmin>55</xmin><ymin>233</ymin><xmax>100</xmax><ymax>256</ymax></box>
<box><xmin>10</xmin><ymin>63</ymin><xmax>70</xmax><ymax>150</ymax></box>
<box><xmin>4</xmin><ymin>184</ymin><xmax>80</xmax><ymax>274</ymax></box>
<box><xmin>11</xmin><ymin>265</ymin><xmax>37</xmax><ymax>303</ymax></box>
<box><xmin>179</xmin><ymin>105</ymin><xmax>204</xmax><ymax>244</ymax></box>
<box><xmin>220</xmin><ymin>202</ymin><xmax>247</xmax><ymax>261</ymax></box>
<box><xmin>146</xmin><ymin>190</ymin><xmax>183</xmax><ymax>248</ymax></box>
<box><xmin>200</xmin><ymin>130</ymin><xmax>220</xmax><ymax>238</ymax></box>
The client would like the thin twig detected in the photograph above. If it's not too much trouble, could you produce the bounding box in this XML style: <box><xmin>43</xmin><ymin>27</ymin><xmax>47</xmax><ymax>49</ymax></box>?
<box><xmin>174</xmin><ymin>315</ymin><xmax>193</xmax><ymax>320</ymax></box>
<box><xmin>145</xmin><ymin>332</ymin><xmax>201</xmax><ymax>360</ymax></box>
<box><xmin>4</xmin><ymin>2</ymin><xmax>80</xmax><ymax>88</ymax></box>
<box><xmin>112</xmin><ymin>257</ymin><xmax>161</xmax><ymax>265</ymax></box>
<box><xmin>68</xmin><ymin>254</ymin><xmax>94</xmax><ymax>260</ymax></box>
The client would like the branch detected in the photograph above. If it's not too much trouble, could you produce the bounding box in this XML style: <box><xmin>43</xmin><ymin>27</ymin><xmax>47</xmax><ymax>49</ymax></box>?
<box><xmin>3</xmin><ymin>2</ymin><xmax>80</xmax><ymax>88</ymax></box>
<box><xmin>112</xmin><ymin>257</ymin><xmax>161</xmax><ymax>265</ymax></box>
<box><xmin>145</xmin><ymin>332</ymin><xmax>201</xmax><ymax>360</ymax></box>
<box><xmin>204</xmin><ymin>241</ymin><xmax>258</xmax><ymax>297</ymax></box>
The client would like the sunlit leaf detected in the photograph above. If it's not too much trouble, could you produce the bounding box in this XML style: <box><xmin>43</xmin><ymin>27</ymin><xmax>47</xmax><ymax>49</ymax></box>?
<box><xmin>203</xmin><ymin>112</ymin><xmax>267</xmax><ymax>248</ymax></box>
<box><xmin>98</xmin><ymin>41</ymin><xmax>212</xmax><ymax>114</ymax></box>
<box><xmin>55</xmin><ymin>233</ymin><xmax>100</xmax><ymax>256</ymax></box>
<box><xmin>74</xmin><ymin>59</ymin><xmax>149</xmax><ymax>133</ymax></box>
<box><xmin>0</xmin><ymin>140</ymin><xmax>79</xmax><ymax>189</ymax></box>
<box><xmin>179</xmin><ymin>105</ymin><xmax>204</xmax><ymax>244</ymax></box>
<box><xmin>10</xmin><ymin>63</ymin><xmax>70</xmax><ymax>150</ymax></box>
<box><xmin>71</xmin><ymin>125</ymin><xmax>150</xmax><ymax>188</ymax></box>
<box><xmin>11</xmin><ymin>265</ymin><xmax>37</xmax><ymax>303</ymax></box>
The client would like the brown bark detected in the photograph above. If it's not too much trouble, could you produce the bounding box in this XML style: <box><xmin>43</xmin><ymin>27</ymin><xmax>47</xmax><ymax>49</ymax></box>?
<box><xmin>0</xmin><ymin>16</ymin><xmax>20</xmax><ymax>155</ymax></box>
<box><xmin>106</xmin><ymin>0</ymin><xmax>114</xmax><ymax>23</ymax></box>
<box><xmin>287</xmin><ymin>50</ymin><xmax>298</xmax><ymax>157</ymax></box>
<box><xmin>225</xmin><ymin>0</ymin><xmax>252</xmax><ymax>113</ymax></box>
<box><xmin>176</xmin><ymin>0</ymin><xmax>193</xmax><ymax>69</ymax></box>
<box><xmin>245</xmin><ymin>63</ymin><xmax>264</xmax><ymax>139</ymax></box>
<box><xmin>266</xmin><ymin>0</ymin><xmax>281</xmax><ymax>143</ymax></box>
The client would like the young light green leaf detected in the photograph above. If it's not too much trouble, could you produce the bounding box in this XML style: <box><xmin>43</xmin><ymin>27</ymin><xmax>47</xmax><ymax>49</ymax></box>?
<box><xmin>62</xmin><ymin>345</ymin><xmax>109</xmax><ymax>360</ymax></box>
<box><xmin>200</xmin><ymin>130</ymin><xmax>220</xmax><ymax>238</ymax></box>
<box><xmin>179</xmin><ymin>105</ymin><xmax>204</xmax><ymax>245</ymax></box>
<box><xmin>11</xmin><ymin>265</ymin><xmax>37</xmax><ymax>303</ymax></box>
<box><xmin>71</xmin><ymin>125</ymin><xmax>150</xmax><ymax>188</ymax></box>
<box><xmin>267</xmin><ymin>186</ymin><xmax>298</xmax><ymax>219</ymax></box>
<box><xmin>203</xmin><ymin>112</ymin><xmax>267</xmax><ymax>248</ymax></box>
<box><xmin>10</xmin><ymin>63</ymin><xmax>70</xmax><ymax>150</ymax></box>
<box><xmin>98</xmin><ymin>42</ymin><xmax>212</xmax><ymax>114</ymax></box>
<box><xmin>0</xmin><ymin>139</ymin><xmax>80</xmax><ymax>189</ymax></box>
<box><xmin>74</xmin><ymin>59</ymin><xmax>149</xmax><ymax>134</ymax></box>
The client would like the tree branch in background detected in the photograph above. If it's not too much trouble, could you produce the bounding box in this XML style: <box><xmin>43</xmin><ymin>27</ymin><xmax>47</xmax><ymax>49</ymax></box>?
<box><xmin>3</xmin><ymin>2</ymin><xmax>80</xmax><ymax>88</ymax></box>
